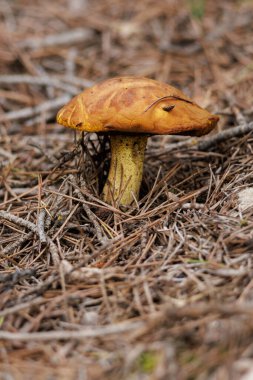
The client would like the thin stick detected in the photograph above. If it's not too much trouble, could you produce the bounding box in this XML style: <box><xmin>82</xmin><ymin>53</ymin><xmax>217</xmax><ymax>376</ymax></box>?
<box><xmin>68</xmin><ymin>175</ymin><xmax>107</xmax><ymax>244</ymax></box>
<box><xmin>0</xmin><ymin>75</ymin><xmax>79</xmax><ymax>95</ymax></box>
<box><xmin>1</xmin><ymin>231</ymin><xmax>34</xmax><ymax>255</ymax></box>
<box><xmin>149</xmin><ymin>122</ymin><xmax>253</xmax><ymax>155</ymax></box>
<box><xmin>198</xmin><ymin>122</ymin><xmax>253</xmax><ymax>151</ymax></box>
<box><xmin>143</xmin><ymin>95</ymin><xmax>193</xmax><ymax>113</ymax></box>
<box><xmin>0</xmin><ymin>268</ymin><xmax>35</xmax><ymax>284</ymax></box>
<box><xmin>0</xmin><ymin>211</ymin><xmax>60</xmax><ymax>265</ymax></box>
<box><xmin>37</xmin><ymin>209</ymin><xmax>47</xmax><ymax>243</ymax></box>
<box><xmin>18</xmin><ymin>28</ymin><xmax>94</xmax><ymax>49</ymax></box>
<box><xmin>0</xmin><ymin>95</ymin><xmax>71</xmax><ymax>122</ymax></box>
<box><xmin>0</xmin><ymin>298</ymin><xmax>45</xmax><ymax>318</ymax></box>
<box><xmin>0</xmin><ymin>321</ymin><xmax>143</xmax><ymax>341</ymax></box>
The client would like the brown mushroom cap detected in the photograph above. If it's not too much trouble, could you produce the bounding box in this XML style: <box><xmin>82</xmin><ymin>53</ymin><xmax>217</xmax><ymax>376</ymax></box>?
<box><xmin>57</xmin><ymin>76</ymin><xmax>219</xmax><ymax>136</ymax></box>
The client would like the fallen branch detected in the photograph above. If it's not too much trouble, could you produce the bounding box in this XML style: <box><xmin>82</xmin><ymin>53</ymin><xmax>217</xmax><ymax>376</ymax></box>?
<box><xmin>198</xmin><ymin>122</ymin><xmax>253</xmax><ymax>151</ymax></box>
<box><xmin>37</xmin><ymin>209</ymin><xmax>47</xmax><ymax>243</ymax></box>
<box><xmin>68</xmin><ymin>174</ymin><xmax>107</xmax><ymax>244</ymax></box>
<box><xmin>0</xmin><ymin>297</ymin><xmax>45</xmax><ymax>318</ymax></box>
<box><xmin>61</xmin><ymin>259</ymin><xmax>125</xmax><ymax>283</ymax></box>
<box><xmin>0</xmin><ymin>74</ymin><xmax>94</xmax><ymax>93</ymax></box>
<box><xmin>0</xmin><ymin>268</ymin><xmax>36</xmax><ymax>284</ymax></box>
<box><xmin>0</xmin><ymin>320</ymin><xmax>142</xmax><ymax>341</ymax></box>
<box><xmin>18</xmin><ymin>28</ymin><xmax>94</xmax><ymax>49</ymax></box>
<box><xmin>148</xmin><ymin>122</ymin><xmax>253</xmax><ymax>156</ymax></box>
<box><xmin>0</xmin><ymin>211</ymin><xmax>60</xmax><ymax>265</ymax></box>
<box><xmin>0</xmin><ymin>95</ymin><xmax>70</xmax><ymax>122</ymax></box>
<box><xmin>1</xmin><ymin>230</ymin><xmax>34</xmax><ymax>255</ymax></box>
<box><xmin>0</xmin><ymin>75</ymin><xmax>79</xmax><ymax>95</ymax></box>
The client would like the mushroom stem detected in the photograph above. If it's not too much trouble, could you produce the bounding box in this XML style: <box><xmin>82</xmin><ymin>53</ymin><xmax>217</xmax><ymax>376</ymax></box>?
<box><xmin>102</xmin><ymin>134</ymin><xmax>148</xmax><ymax>206</ymax></box>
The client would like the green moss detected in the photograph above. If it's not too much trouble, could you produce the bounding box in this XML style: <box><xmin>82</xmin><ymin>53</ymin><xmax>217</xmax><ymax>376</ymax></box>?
<box><xmin>240</xmin><ymin>218</ymin><xmax>248</xmax><ymax>227</ymax></box>
<box><xmin>137</xmin><ymin>351</ymin><xmax>159</xmax><ymax>373</ymax></box>
<box><xmin>0</xmin><ymin>316</ymin><xmax>4</xmax><ymax>327</ymax></box>
<box><xmin>188</xmin><ymin>0</ymin><xmax>206</xmax><ymax>20</ymax></box>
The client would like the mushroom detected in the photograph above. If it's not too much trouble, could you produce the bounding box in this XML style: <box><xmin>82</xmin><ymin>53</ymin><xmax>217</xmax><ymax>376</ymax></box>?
<box><xmin>57</xmin><ymin>76</ymin><xmax>219</xmax><ymax>206</ymax></box>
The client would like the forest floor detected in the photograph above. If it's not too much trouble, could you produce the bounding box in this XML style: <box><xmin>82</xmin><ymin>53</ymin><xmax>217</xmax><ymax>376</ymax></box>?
<box><xmin>1</xmin><ymin>1</ymin><xmax>253</xmax><ymax>379</ymax></box>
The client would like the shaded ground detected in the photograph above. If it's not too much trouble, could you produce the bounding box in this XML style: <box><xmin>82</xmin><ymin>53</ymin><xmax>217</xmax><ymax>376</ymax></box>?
<box><xmin>1</xmin><ymin>0</ymin><xmax>253</xmax><ymax>379</ymax></box>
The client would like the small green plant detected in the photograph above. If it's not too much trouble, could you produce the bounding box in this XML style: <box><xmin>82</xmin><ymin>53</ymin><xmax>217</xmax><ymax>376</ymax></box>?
<box><xmin>137</xmin><ymin>351</ymin><xmax>159</xmax><ymax>373</ymax></box>
<box><xmin>188</xmin><ymin>0</ymin><xmax>206</xmax><ymax>20</ymax></box>
<box><xmin>240</xmin><ymin>218</ymin><xmax>248</xmax><ymax>227</ymax></box>
<box><xmin>0</xmin><ymin>316</ymin><xmax>4</xmax><ymax>327</ymax></box>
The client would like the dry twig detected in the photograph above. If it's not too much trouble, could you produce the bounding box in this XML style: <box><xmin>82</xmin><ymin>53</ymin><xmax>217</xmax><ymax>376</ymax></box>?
<box><xmin>0</xmin><ymin>321</ymin><xmax>142</xmax><ymax>341</ymax></box>
<box><xmin>198</xmin><ymin>122</ymin><xmax>253</xmax><ymax>150</ymax></box>
<box><xmin>0</xmin><ymin>211</ymin><xmax>60</xmax><ymax>265</ymax></box>
<box><xmin>0</xmin><ymin>95</ymin><xmax>71</xmax><ymax>122</ymax></box>
<box><xmin>68</xmin><ymin>174</ymin><xmax>107</xmax><ymax>244</ymax></box>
